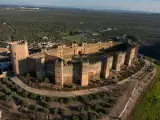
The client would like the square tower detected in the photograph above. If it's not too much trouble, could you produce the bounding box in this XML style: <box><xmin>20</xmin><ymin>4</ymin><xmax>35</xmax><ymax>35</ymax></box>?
<box><xmin>113</xmin><ymin>51</ymin><xmax>126</xmax><ymax>71</ymax></box>
<box><xmin>9</xmin><ymin>41</ymin><xmax>29</xmax><ymax>75</ymax></box>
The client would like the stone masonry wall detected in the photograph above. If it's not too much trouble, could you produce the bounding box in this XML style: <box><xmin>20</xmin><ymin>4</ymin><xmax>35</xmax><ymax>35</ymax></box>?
<box><xmin>88</xmin><ymin>61</ymin><xmax>102</xmax><ymax>80</ymax></box>
<box><xmin>46</xmin><ymin>63</ymin><xmax>54</xmax><ymax>76</ymax></box>
<box><xmin>125</xmin><ymin>47</ymin><xmax>136</xmax><ymax>66</ymax></box>
<box><xmin>113</xmin><ymin>51</ymin><xmax>126</xmax><ymax>71</ymax></box>
<box><xmin>55</xmin><ymin>59</ymin><xmax>64</xmax><ymax>87</ymax></box>
<box><xmin>18</xmin><ymin>58</ymin><xmax>28</xmax><ymax>74</ymax></box>
<box><xmin>72</xmin><ymin>63</ymin><xmax>81</xmax><ymax>84</ymax></box>
<box><xmin>9</xmin><ymin>41</ymin><xmax>140</xmax><ymax>87</ymax></box>
<box><xmin>27</xmin><ymin>58</ymin><xmax>36</xmax><ymax>73</ymax></box>
<box><xmin>36</xmin><ymin>58</ymin><xmax>46</xmax><ymax>80</ymax></box>
<box><xmin>44</xmin><ymin>41</ymin><xmax>117</xmax><ymax>60</ymax></box>
<box><xmin>81</xmin><ymin>62</ymin><xmax>89</xmax><ymax>86</ymax></box>
<box><xmin>134</xmin><ymin>44</ymin><xmax>140</xmax><ymax>58</ymax></box>
<box><xmin>101</xmin><ymin>56</ymin><xmax>113</xmax><ymax>79</ymax></box>
<box><xmin>63</xmin><ymin>64</ymin><xmax>73</xmax><ymax>85</ymax></box>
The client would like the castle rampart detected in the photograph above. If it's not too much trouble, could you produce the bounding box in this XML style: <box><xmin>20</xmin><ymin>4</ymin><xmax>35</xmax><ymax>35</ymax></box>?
<box><xmin>55</xmin><ymin>59</ymin><xmax>64</xmax><ymax>87</ymax></box>
<box><xmin>81</xmin><ymin>61</ymin><xmax>89</xmax><ymax>86</ymax></box>
<box><xmin>18</xmin><ymin>58</ymin><xmax>28</xmax><ymax>75</ymax></box>
<box><xmin>101</xmin><ymin>56</ymin><xmax>113</xmax><ymax>79</ymax></box>
<box><xmin>9</xmin><ymin>40</ymin><xmax>139</xmax><ymax>87</ymax></box>
<box><xmin>113</xmin><ymin>51</ymin><xmax>126</xmax><ymax>71</ymax></box>
<box><xmin>26</xmin><ymin>58</ymin><xmax>36</xmax><ymax>73</ymax></box>
<box><xmin>88</xmin><ymin>61</ymin><xmax>102</xmax><ymax>80</ymax></box>
<box><xmin>36</xmin><ymin>58</ymin><xmax>46</xmax><ymax>80</ymax></box>
<box><xmin>30</xmin><ymin>41</ymin><xmax>117</xmax><ymax>60</ymax></box>
<box><xmin>134</xmin><ymin>44</ymin><xmax>140</xmax><ymax>58</ymax></box>
<box><xmin>63</xmin><ymin>63</ymin><xmax>73</xmax><ymax>85</ymax></box>
<box><xmin>125</xmin><ymin>47</ymin><xmax>136</xmax><ymax>66</ymax></box>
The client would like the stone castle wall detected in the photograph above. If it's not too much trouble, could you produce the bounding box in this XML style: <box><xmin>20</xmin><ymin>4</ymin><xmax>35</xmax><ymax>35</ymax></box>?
<box><xmin>88</xmin><ymin>61</ymin><xmax>102</xmax><ymax>81</ymax></box>
<box><xmin>18</xmin><ymin>58</ymin><xmax>28</xmax><ymax>74</ymax></box>
<box><xmin>63</xmin><ymin>64</ymin><xmax>73</xmax><ymax>85</ymax></box>
<box><xmin>36</xmin><ymin>58</ymin><xmax>46</xmax><ymax>80</ymax></box>
<box><xmin>9</xmin><ymin>41</ymin><xmax>139</xmax><ymax>87</ymax></box>
<box><xmin>55</xmin><ymin>59</ymin><xmax>64</xmax><ymax>87</ymax></box>
<box><xmin>113</xmin><ymin>51</ymin><xmax>126</xmax><ymax>71</ymax></box>
<box><xmin>42</xmin><ymin>41</ymin><xmax>116</xmax><ymax>60</ymax></box>
<box><xmin>81</xmin><ymin>62</ymin><xmax>89</xmax><ymax>86</ymax></box>
<box><xmin>72</xmin><ymin>63</ymin><xmax>81</xmax><ymax>84</ymax></box>
<box><xmin>101</xmin><ymin>56</ymin><xmax>113</xmax><ymax>79</ymax></box>
<box><xmin>125</xmin><ymin>47</ymin><xmax>136</xmax><ymax>66</ymax></box>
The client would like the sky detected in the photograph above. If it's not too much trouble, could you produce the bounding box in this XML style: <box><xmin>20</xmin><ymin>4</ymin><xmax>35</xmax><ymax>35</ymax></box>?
<box><xmin>0</xmin><ymin>0</ymin><xmax>160</xmax><ymax>13</ymax></box>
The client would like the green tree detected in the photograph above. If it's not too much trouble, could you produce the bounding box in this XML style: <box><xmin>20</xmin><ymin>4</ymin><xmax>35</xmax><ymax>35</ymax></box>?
<box><xmin>94</xmin><ymin>94</ymin><xmax>100</xmax><ymax>100</ymax></box>
<box><xmin>20</xmin><ymin>99</ymin><xmax>28</xmax><ymax>106</ymax></box>
<box><xmin>4</xmin><ymin>87</ymin><xmax>11</xmax><ymax>94</ymax></box>
<box><xmin>51</xmin><ymin>107</ymin><xmax>59</xmax><ymax>114</ymax></box>
<box><xmin>89</xmin><ymin>114</ymin><xmax>97</xmax><ymax>120</ymax></box>
<box><xmin>44</xmin><ymin>108</ymin><xmax>49</xmax><ymax>113</ymax></box>
<box><xmin>5</xmin><ymin>95</ymin><xmax>13</xmax><ymax>101</ymax></box>
<box><xmin>17</xmin><ymin>88</ymin><xmax>22</xmax><ymax>93</ymax></box>
<box><xmin>44</xmin><ymin>77</ymin><xmax>50</xmax><ymax>83</ymax></box>
<box><xmin>30</xmin><ymin>93</ymin><xmax>37</xmax><ymax>100</ymax></box>
<box><xmin>72</xmin><ymin>116</ymin><xmax>79</xmax><ymax>120</ymax></box>
<box><xmin>58</xmin><ymin>98</ymin><xmax>64</xmax><ymax>103</ymax></box>
<box><xmin>11</xmin><ymin>92</ymin><xmax>17</xmax><ymax>97</ymax></box>
<box><xmin>80</xmin><ymin>115</ymin><xmax>88</xmax><ymax>120</ymax></box>
<box><xmin>26</xmin><ymin>73</ymin><xmax>30</xmax><ymax>77</ymax></box>
<box><xmin>39</xmin><ymin>100</ymin><xmax>48</xmax><ymax>107</ymax></box>
<box><xmin>0</xmin><ymin>92</ymin><xmax>5</xmax><ymax>100</ymax></box>
<box><xmin>60</xmin><ymin>109</ymin><xmax>67</xmax><ymax>115</ymax></box>
<box><xmin>23</xmin><ymin>91</ymin><xmax>29</xmax><ymax>98</ymax></box>
<box><xmin>29</xmin><ymin>105</ymin><xmax>37</xmax><ymax>110</ymax></box>
<box><xmin>78</xmin><ymin>106</ymin><xmax>85</xmax><ymax>112</ymax></box>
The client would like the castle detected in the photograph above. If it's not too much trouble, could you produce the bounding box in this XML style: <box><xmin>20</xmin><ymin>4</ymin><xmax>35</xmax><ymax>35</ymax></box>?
<box><xmin>9</xmin><ymin>41</ymin><xmax>139</xmax><ymax>87</ymax></box>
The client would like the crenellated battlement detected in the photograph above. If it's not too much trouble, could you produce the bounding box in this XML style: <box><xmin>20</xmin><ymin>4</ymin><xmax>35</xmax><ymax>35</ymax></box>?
<box><xmin>55</xmin><ymin>58</ymin><xmax>63</xmax><ymax>64</ymax></box>
<box><xmin>9</xmin><ymin>40</ymin><xmax>27</xmax><ymax>46</ymax></box>
<box><xmin>81</xmin><ymin>59</ymin><xmax>89</xmax><ymax>64</ymax></box>
<box><xmin>64</xmin><ymin>62</ymin><xmax>73</xmax><ymax>67</ymax></box>
<box><xmin>89</xmin><ymin>60</ymin><xmax>101</xmax><ymax>65</ymax></box>
<box><xmin>9</xmin><ymin>40</ymin><xmax>139</xmax><ymax>87</ymax></box>
<box><xmin>18</xmin><ymin>57</ymin><xmax>28</xmax><ymax>62</ymax></box>
<box><xmin>30</xmin><ymin>52</ymin><xmax>43</xmax><ymax>56</ymax></box>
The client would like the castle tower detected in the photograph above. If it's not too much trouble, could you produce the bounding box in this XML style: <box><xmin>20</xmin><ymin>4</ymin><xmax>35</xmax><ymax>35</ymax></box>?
<box><xmin>36</xmin><ymin>57</ymin><xmax>46</xmax><ymax>80</ymax></box>
<box><xmin>125</xmin><ymin>47</ymin><xmax>136</xmax><ymax>66</ymax></box>
<box><xmin>55</xmin><ymin>59</ymin><xmax>64</xmax><ymax>87</ymax></box>
<box><xmin>80</xmin><ymin>60</ymin><xmax>89</xmax><ymax>87</ymax></box>
<box><xmin>113</xmin><ymin>51</ymin><xmax>126</xmax><ymax>71</ymax></box>
<box><xmin>9</xmin><ymin>41</ymin><xmax>29</xmax><ymax>75</ymax></box>
<box><xmin>101</xmin><ymin>56</ymin><xmax>113</xmax><ymax>79</ymax></box>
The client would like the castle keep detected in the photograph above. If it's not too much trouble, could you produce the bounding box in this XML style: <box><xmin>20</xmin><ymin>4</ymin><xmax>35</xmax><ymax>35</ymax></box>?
<box><xmin>9</xmin><ymin>41</ymin><xmax>139</xmax><ymax>87</ymax></box>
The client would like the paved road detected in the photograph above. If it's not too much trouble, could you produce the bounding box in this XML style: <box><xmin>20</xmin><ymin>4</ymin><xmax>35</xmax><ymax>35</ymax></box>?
<box><xmin>10</xmin><ymin>60</ymin><xmax>150</xmax><ymax>98</ymax></box>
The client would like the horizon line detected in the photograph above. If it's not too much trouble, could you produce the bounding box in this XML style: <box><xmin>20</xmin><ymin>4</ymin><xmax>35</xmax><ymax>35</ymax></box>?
<box><xmin>0</xmin><ymin>3</ymin><xmax>159</xmax><ymax>14</ymax></box>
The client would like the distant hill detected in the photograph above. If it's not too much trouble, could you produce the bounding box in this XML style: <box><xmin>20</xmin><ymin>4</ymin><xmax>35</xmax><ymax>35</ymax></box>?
<box><xmin>0</xmin><ymin>4</ymin><xmax>158</xmax><ymax>14</ymax></box>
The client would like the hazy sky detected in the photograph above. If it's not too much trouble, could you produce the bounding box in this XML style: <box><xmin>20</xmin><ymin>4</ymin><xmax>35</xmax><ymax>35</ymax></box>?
<box><xmin>0</xmin><ymin>0</ymin><xmax>160</xmax><ymax>13</ymax></box>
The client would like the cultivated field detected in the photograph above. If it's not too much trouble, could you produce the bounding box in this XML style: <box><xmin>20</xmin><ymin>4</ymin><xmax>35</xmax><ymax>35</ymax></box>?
<box><xmin>0</xmin><ymin>9</ymin><xmax>160</xmax><ymax>44</ymax></box>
